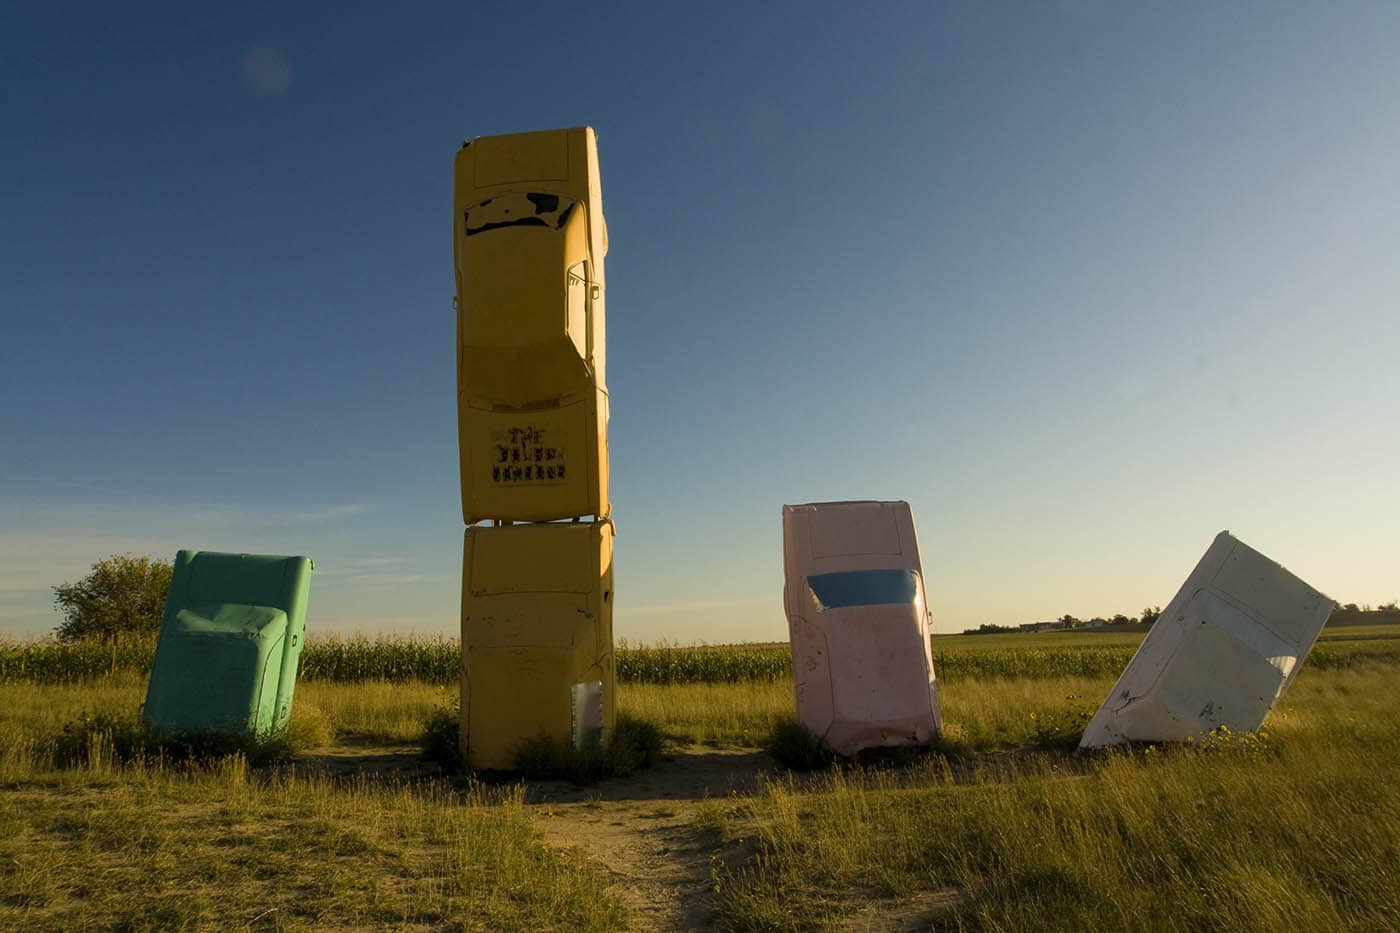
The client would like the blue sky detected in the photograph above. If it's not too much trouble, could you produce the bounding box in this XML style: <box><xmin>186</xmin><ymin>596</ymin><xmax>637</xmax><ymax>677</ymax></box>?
<box><xmin>3</xmin><ymin>2</ymin><xmax>1397</xmax><ymax>642</ymax></box>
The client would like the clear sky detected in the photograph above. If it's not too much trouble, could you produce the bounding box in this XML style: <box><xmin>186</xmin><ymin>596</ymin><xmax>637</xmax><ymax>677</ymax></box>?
<box><xmin>3</xmin><ymin>2</ymin><xmax>1397</xmax><ymax>643</ymax></box>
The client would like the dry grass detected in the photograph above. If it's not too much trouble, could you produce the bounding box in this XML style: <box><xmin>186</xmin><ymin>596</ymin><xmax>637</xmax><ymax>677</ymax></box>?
<box><xmin>699</xmin><ymin>664</ymin><xmax>1400</xmax><ymax>931</ymax></box>
<box><xmin>298</xmin><ymin>680</ymin><xmax>448</xmax><ymax>743</ymax></box>
<box><xmin>0</xmin><ymin>677</ymin><xmax>449</xmax><ymax>752</ymax></box>
<box><xmin>3</xmin><ymin>637</ymin><xmax>1397</xmax><ymax>930</ymax></box>
<box><xmin>619</xmin><ymin>680</ymin><xmax>793</xmax><ymax>747</ymax></box>
<box><xmin>0</xmin><ymin>680</ymin><xmax>628</xmax><ymax>930</ymax></box>
<box><xmin>0</xmin><ymin>757</ymin><xmax>625</xmax><ymax>931</ymax></box>
<box><xmin>617</xmin><ymin>674</ymin><xmax>1111</xmax><ymax>753</ymax></box>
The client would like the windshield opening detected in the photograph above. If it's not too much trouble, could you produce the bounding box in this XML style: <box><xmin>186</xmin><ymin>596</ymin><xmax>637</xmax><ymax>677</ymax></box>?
<box><xmin>806</xmin><ymin>569</ymin><xmax>919</xmax><ymax>610</ymax></box>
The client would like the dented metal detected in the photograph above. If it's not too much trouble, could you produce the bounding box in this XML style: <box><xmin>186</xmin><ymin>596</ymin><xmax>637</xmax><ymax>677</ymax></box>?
<box><xmin>459</xmin><ymin>520</ymin><xmax>616</xmax><ymax>770</ymax></box>
<box><xmin>782</xmin><ymin>501</ymin><xmax>942</xmax><ymax>756</ymax></box>
<box><xmin>454</xmin><ymin>127</ymin><xmax>609</xmax><ymax>524</ymax></box>
<box><xmin>1079</xmin><ymin>531</ymin><xmax>1335</xmax><ymax>749</ymax></box>
<box><xmin>453</xmin><ymin>127</ymin><xmax>617</xmax><ymax>771</ymax></box>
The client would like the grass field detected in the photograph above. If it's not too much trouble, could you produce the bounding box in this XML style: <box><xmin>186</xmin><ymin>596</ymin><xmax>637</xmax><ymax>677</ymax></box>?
<box><xmin>701</xmin><ymin>664</ymin><xmax>1400</xmax><ymax>930</ymax></box>
<box><xmin>1</xmin><ymin>628</ymin><xmax>1397</xmax><ymax>929</ymax></box>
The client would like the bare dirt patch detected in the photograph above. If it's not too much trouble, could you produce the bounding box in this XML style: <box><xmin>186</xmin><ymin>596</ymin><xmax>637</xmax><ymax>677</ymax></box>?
<box><xmin>287</xmin><ymin>742</ymin><xmax>778</xmax><ymax>928</ymax></box>
<box><xmin>290</xmin><ymin>741</ymin><xmax>426</xmax><ymax>781</ymax></box>
<box><xmin>528</xmin><ymin>745</ymin><xmax>775</xmax><ymax>930</ymax></box>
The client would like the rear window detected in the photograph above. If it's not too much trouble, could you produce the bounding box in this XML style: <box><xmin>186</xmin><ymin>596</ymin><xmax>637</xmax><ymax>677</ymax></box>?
<box><xmin>462</xmin><ymin>192</ymin><xmax>577</xmax><ymax>237</ymax></box>
<box><xmin>807</xmin><ymin>570</ymin><xmax>918</xmax><ymax>609</ymax></box>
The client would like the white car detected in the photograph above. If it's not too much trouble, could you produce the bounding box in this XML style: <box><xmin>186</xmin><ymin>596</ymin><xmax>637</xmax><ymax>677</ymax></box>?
<box><xmin>1079</xmin><ymin>531</ymin><xmax>1334</xmax><ymax>749</ymax></box>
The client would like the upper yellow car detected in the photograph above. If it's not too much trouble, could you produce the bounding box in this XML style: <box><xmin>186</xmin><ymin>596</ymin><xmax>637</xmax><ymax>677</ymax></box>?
<box><xmin>453</xmin><ymin>127</ymin><xmax>610</xmax><ymax>523</ymax></box>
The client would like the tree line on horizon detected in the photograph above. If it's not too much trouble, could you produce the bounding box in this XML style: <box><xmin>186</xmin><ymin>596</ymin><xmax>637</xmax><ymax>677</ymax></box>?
<box><xmin>963</xmin><ymin>601</ymin><xmax>1400</xmax><ymax>636</ymax></box>
<box><xmin>43</xmin><ymin>554</ymin><xmax>1400</xmax><ymax>654</ymax></box>
<box><xmin>962</xmin><ymin>608</ymin><xmax>1163</xmax><ymax>636</ymax></box>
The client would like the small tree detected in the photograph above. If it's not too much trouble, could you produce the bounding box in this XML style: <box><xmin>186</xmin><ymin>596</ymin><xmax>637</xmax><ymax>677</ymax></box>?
<box><xmin>53</xmin><ymin>554</ymin><xmax>172</xmax><ymax>674</ymax></box>
<box><xmin>1140</xmin><ymin>606</ymin><xmax>1162</xmax><ymax>626</ymax></box>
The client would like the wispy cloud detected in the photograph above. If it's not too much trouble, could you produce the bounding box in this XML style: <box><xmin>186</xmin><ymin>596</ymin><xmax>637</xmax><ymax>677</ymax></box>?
<box><xmin>0</xmin><ymin>494</ymin><xmax>381</xmax><ymax>636</ymax></box>
<box><xmin>279</xmin><ymin>503</ymin><xmax>372</xmax><ymax>525</ymax></box>
<box><xmin>122</xmin><ymin>500</ymin><xmax>371</xmax><ymax>530</ymax></box>
<box><xmin>6</xmin><ymin>494</ymin><xmax>372</xmax><ymax>533</ymax></box>
<box><xmin>312</xmin><ymin>556</ymin><xmax>412</xmax><ymax>578</ymax></box>
<box><xmin>347</xmin><ymin>573</ymin><xmax>427</xmax><ymax>587</ymax></box>
<box><xmin>0</xmin><ymin>533</ymin><xmax>184</xmax><ymax>590</ymax></box>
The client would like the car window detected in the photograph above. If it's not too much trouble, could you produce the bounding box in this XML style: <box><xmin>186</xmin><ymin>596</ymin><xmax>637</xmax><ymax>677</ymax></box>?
<box><xmin>806</xmin><ymin>569</ymin><xmax>918</xmax><ymax>609</ymax></box>
<box><xmin>463</xmin><ymin>192</ymin><xmax>577</xmax><ymax>236</ymax></box>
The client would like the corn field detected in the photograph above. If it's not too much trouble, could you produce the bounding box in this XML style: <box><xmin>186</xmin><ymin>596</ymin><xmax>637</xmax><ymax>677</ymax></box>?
<box><xmin>2</xmin><ymin>634</ymin><xmax>1395</xmax><ymax>686</ymax></box>
<box><xmin>297</xmin><ymin>636</ymin><xmax>459</xmax><ymax>683</ymax></box>
<box><xmin>616</xmin><ymin>642</ymin><xmax>789</xmax><ymax>684</ymax></box>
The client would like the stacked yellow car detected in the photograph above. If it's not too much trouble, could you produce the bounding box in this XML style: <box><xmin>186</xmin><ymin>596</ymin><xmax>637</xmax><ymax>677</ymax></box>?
<box><xmin>453</xmin><ymin>127</ymin><xmax>614</xmax><ymax>769</ymax></box>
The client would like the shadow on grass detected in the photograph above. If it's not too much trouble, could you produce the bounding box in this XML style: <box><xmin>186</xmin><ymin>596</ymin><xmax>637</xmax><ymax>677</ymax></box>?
<box><xmin>762</xmin><ymin>715</ymin><xmax>1094</xmax><ymax>773</ymax></box>
<box><xmin>763</xmin><ymin>717</ymin><xmax>974</xmax><ymax>772</ymax></box>
<box><xmin>419</xmin><ymin>706</ymin><xmax>460</xmax><ymax>771</ymax></box>
<box><xmin>763</xmin><ymin>717</ymin><xmax>835</xmax><ymax>770</ymax></box>
<box><xmin>420</xmin><ymin>708</ymin><xmax>667</xmax><ymax>785</ymax></box>
<box><xmin>512</xmin><ymin>715</ymin><xmax>665</xmax><ymax>783</ymax></box>
<box><xmin>55</xmin><ymin>711</ymin><xmax>302</xmax><ymax>768</ymax></box>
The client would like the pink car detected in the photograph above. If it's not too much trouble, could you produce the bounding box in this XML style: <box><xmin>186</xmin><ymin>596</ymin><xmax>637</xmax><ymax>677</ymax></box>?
<box><xmin>782</xmin><ymin>501</ymin><xmax>943</xmax><ymax>756</ymax></box>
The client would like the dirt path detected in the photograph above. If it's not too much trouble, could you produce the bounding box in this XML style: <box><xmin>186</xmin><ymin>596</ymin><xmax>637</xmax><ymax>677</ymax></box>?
<box><xmin>526</xmin><ymin>746</ymin><xmax>772</xmax><ymax>931</ymax></box>
<box><xmin>288</xmin><ymin>743</ymin><xmax>966</xmax><ymax>929</ymax></box>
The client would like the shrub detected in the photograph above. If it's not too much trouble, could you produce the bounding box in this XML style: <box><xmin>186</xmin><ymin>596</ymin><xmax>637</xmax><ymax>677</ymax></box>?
<box><xmin>53</xmin><ymin>711</ymin><xmax>299</xmax><ymax>768</ymax></box>
<box><xmin>1027</xmin><ymin>701</ymin><xmax>1094</xmax><ymax>751</ymax></box>
<box><xmin>420</xmin><ymin>705</ymin><xmax>462</xmax><ymax>771</ymax></box>
<box><xmin>765</xmin><ymin>717</ymin><xmax>833</xmax><ymax>771</ymax></box>
<box><xmin>510</xmin><ymin>714</ymin><xmax>665</xmax><ymax>784</ymax></box>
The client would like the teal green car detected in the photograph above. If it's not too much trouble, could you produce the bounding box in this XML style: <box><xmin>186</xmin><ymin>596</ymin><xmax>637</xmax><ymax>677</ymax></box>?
<box><xmin>144</xmin><ymin>550</ymin><xmax>313</xmax><ymax>736</ymax></box>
